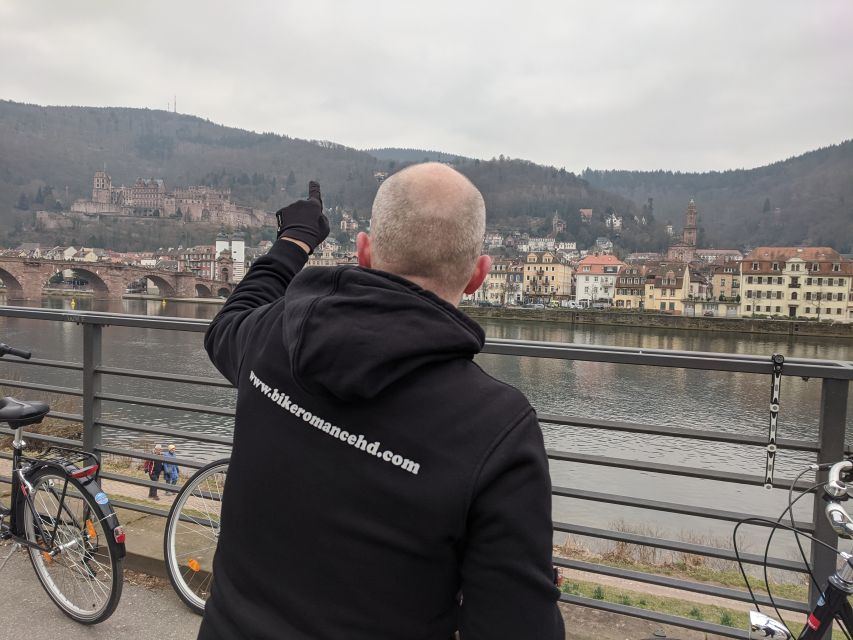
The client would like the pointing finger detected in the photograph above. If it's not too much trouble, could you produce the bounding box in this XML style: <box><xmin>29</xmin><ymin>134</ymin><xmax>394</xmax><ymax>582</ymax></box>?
<box><xmin>308</xmin><ymin>180</ymin><xmax>321</xmax><ymax>203</ymax></box>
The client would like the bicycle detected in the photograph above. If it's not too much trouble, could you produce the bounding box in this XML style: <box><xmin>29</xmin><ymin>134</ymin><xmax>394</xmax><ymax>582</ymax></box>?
<box><xmin>0</xmin><ymin>341</ymin><xmax>125</xmax><ymax>623</ymax></box>
<box><xmin>163</xmin><ymin>457</ymin><xmax>228</xmax><ymax>615</ymax></box>
<box><xmin>740</xmin><ymin>458</ymin><xmax>853</xmax><ymax>639</ymax></box>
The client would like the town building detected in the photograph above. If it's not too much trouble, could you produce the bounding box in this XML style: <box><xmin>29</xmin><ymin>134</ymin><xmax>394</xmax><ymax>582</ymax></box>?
<box><xmin>695</xmin><ymin>249</ymin><xmax>743</xmax><ymax>264</ymax></box>
<box><xmin>645</xmin><ymin>262</ymin><xmax>690</xmax><ymax>314</ymax></box>
<box><xmin>528</xmin><ymin>237</ymin><xmax>556</xmax><ymax>252</ymax></box>
<box><xmin>710</xmin><ymin>263</ymin><xmax>741</xmax><ymax>302</ymax></box>
<box><xmin>604</xmin><ymin>212</ymin><xmax>623</xmax><ymax>230</ymax></box>
<box><xmin>613</xmin><ymin>265</ymin><xmax>648</xmax><ymax>309</ymax></box>
<box><xmin>740</xmin><ymin>247</ymin><xmax>853</xmax><ymax>321</ymax></box>
<box><xmin>579</xmin><ymin>208</ymin><xmax>593</xmax><ymax>224</ymax></box>
<box><xmin>574</xmin><ymin>254</ymin><xmax>625</xmax><ymax>307</ymax></box>
<box><xmin>523</xmin><ymin>252</ymin><xmax>573</xmax><ymax>304</ymax></box>
<box><xmin>595</xmin><ymin>237</ymin><xmax>614</xmax><ymax>254</ymax></box>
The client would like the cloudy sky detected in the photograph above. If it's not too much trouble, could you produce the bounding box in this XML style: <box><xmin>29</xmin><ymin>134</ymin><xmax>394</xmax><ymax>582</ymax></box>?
<box><xmin>1</xmin><ymin>0</ymin><xmax>851</xmax><ymax>172</ymax></box>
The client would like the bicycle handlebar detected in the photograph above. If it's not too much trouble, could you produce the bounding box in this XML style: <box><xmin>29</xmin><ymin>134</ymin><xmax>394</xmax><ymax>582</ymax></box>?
<box><xmin>0</xmin><ymin>342</ymin><xmax>31</xmax><ymax>360</ymax></box>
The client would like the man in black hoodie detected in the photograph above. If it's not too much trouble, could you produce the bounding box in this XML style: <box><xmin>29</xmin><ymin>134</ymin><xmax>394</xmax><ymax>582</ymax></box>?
<box><xmin>200</xmin><ymin>164</ymin><xmax>564</xmax><ymax>639</ymax></box>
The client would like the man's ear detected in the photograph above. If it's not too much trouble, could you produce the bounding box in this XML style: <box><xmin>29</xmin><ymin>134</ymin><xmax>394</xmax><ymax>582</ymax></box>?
<box><xmin>356</xmin><ymin>232</ymin><xmax>372</xmax><ymax>268</ymax></box>
<box><xmin>463</xmin><ymin>255</ymin><xmax>492</xmax><ymax>295</ymax></box>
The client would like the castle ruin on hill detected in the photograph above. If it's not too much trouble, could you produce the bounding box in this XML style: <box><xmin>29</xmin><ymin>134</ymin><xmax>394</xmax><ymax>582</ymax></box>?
<box><xmin>70</xmin><ymin>171</ymin><xmax>273</xmax><ymax>228</ymax></box>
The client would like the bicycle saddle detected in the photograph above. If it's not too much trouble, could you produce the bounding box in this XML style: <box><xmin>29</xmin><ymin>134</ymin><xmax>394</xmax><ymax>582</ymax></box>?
<box><xmin>0</xmin><ymin>397</ymin><xmax>50</xmax><ymax>426</ymax></box>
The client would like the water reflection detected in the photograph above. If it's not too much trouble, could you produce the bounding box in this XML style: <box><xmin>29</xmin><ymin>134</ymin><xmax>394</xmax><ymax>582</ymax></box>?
<box><xmin>1</xmin><ymin>296</ymin><xmax>851</xmax><ymax>559</ymax></box>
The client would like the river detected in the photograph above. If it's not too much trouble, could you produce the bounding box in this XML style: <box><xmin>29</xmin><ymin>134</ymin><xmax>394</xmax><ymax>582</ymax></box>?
<box><xmin>1</xmin><ymin>295</ymin><xmax>851</xmax><ymax>565</ymax></box>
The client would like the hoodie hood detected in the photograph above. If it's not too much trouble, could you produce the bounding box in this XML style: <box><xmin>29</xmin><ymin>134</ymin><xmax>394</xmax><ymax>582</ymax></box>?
<box><xmin>282</xmin><ymin>266</ymin><xmax>485</xmax><ymax>401</ymax></box>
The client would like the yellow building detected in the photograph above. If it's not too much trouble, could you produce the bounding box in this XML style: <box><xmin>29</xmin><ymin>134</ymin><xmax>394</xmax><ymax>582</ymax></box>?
<box><xmin>644</xmin><ymin>263</ymin><xmax>690</xmax><ymax>314</ymax></box>
<box><xmin>710</xmin><ymin>263</ymin><xmax>741</xmax><ymax>301</ymax></box>
<box><xmin>523</xmin><ymin>251</ymin><xmax>573</xmax><ymax>304</ymax></box>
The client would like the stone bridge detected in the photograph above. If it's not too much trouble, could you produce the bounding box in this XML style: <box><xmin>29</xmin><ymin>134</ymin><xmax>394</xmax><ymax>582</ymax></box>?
<box><xmin>0</xmin><ymin>257</ymin><xmax>234</xmax><ymax>300</ymax></box>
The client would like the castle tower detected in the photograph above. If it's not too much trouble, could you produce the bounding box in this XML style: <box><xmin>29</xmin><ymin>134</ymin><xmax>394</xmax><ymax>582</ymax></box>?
<box><xmin>682</xmin><ymin>199</ymin><xmax>698</xmax><ymax>247</ymax></box>
<box><xmin>93</xmin><ymin>171</ymin><xmax>112</xmax><ymax>204</ymax></box>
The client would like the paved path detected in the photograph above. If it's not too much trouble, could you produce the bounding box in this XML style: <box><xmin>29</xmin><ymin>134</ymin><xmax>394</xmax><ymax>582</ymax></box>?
<box><xmin>0</xmin><ymin>544</ymin><xmax>201</xmax><ymax>639</ymax></box>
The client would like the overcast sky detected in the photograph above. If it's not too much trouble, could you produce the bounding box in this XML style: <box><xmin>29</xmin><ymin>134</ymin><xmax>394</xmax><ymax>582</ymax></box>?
<box><xmin>1</xmin><ymin>0</ymin><xmax>851</xmax><ymax>172</ymax></box>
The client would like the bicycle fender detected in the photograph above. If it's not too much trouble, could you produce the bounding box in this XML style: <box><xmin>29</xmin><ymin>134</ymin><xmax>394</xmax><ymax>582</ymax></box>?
<box><xmin>23</xmin><ymin>460</ymin><xmax>127</xmax><ymax>559</ymax></box>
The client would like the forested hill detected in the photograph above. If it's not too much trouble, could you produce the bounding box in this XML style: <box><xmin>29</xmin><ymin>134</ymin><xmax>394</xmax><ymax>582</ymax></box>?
<box><xmin>0</xmin><ymin>100</ymin><xmax>642</xmax><ymax>250</ymax></box>
<box><xmin>366</xmin><ymin>147</ymin><xmax>472</xmax><ymax>164</ymax></box>
<box><xmin>582</xmin><ymin>140</ymin><xmax>853</xmax><ymax>252</ymax></box>
<box><xmin>2</xmin><ymin>100</ymin><xmax>849</xmax><ymax>253</ymax></box>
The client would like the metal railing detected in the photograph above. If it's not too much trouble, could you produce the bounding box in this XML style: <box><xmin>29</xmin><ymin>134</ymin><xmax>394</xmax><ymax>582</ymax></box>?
<box><xmin>0</xmin><ymin>306</ymin><xmax>850</xmax><ymax>638</ymax></box>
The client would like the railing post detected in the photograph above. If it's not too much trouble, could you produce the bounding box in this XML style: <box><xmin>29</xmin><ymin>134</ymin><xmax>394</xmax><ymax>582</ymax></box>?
<box><xmin>82</xmin><ymin>323</ymin><xmax>103</xmax><ymax>461</ymax></box>
<box><xmin>810</xmin><ymin>377</ymin><xmax>849</xmax><ymax>607</ymax></box>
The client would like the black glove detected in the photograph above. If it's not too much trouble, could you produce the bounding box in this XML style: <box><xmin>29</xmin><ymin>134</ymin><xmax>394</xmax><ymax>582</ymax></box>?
<box><xmin>275</xmin><ymin>181</ymin><xmax>329</xmax><ymax>253</ymax></box>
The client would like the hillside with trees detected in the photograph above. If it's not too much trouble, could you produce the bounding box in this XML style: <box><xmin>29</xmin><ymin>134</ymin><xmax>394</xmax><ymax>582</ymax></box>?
<box><xmin>0</xmin><ymin>101</ymin><xmax>645</xmax><ymax>251</ymax></box>
<box><xmin>1</xmin><ymin>100</ymin><xmax>849</xmax><ymax>253</ymax></box>
<box><xmin>582</xmin><ymin>140</ymin><xmax>853</xmax><ymax>252</ymax></box>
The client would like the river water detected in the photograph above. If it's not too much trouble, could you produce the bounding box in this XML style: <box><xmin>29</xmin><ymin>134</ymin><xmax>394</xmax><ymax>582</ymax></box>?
<box><xmin>1</xmin><ymin>296</ymin><xmax>852</xmax><ymax>564</ymax></box>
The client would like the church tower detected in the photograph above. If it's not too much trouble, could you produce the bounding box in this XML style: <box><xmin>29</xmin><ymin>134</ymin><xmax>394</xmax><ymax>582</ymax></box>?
<box><xmin>682</xmin><ymin>199</ymin><xmax>698</xmax><ymax>247</ymax></box>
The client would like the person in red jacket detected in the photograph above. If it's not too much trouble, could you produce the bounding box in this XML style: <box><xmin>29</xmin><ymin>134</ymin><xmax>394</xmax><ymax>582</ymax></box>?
<box><xmin>201</xmin><ymin>165</ymin><xmax>564</xmax><ymax>639</ymax></box>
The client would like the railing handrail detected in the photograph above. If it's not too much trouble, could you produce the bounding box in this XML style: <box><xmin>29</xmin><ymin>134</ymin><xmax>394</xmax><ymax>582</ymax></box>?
<box><xmin>2</xmin><ymin>306</ymin><xmax>852</xmax><ymax>378</ymax></box>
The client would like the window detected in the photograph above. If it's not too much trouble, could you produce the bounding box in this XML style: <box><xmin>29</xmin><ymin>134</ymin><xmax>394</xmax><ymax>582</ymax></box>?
<box><xmin>806</xmin><ymin>292</ymin><xmax>812</xmax><ymax>300</ymax></box>
<box><xmin>765</xmin><ymin>306</ymin><xmax>771</xmax><ymax>313</ymax></box>
<box><xmin>752</xmin><ymin>262</ymin><xmax>759</xmax><ymax>271</ymax></box>
<box><xmin>817</xmin><ymin>278</ymin><xmax>823</xmax><ymax>286</ymax></box>
<box><xmin>772</xmin><ymin>262</ymin><xmax>779</xmax><ymax>271</ymax></box>
<box><xmin>746</xmin><ymin>305</ymin><xmax>752</xmax><ymax>311</ymax></box>
<box><xmin>747</xmin><ymin>276</ymin><xmax>754</xmax><ymax>284</ymax></box>
<box><xmin>669</xmin><ymin>303</ymin><xmax>675</xmax><ymax>311</ymax></box>
<box><xmin>775</xmin><ymin>306</ymin><xmax>781</xmax><ymax>313</ymax></box>
<box><xmin>746</xmin><ymin>290</ymin><xmax>753</xmax><ymax>298</ymax></box>
<box><xmin>837</xmin><ymin>308</ymin><xmax>842</xmax><ymax>315</ymax></box>
<box><xmin>806</xmin><ymin>307</ymin><xmax>811</xmax><ymax>313</ymax></box>
<box><xmin>660</xmin><ymin>302</ymin><xmax>665</xmax><ymax>310</ymax></box>
<box><xmin>791</xmin><ymin>291</ymin><xmax>798</xmax><ymax>300</ymax></box>
<box><xmin>806</xmin><ymin>278</ymin><xmax>812</xmax><ymax>285</ymax></box>
<box><xmin>812</xmin><ymin>263</ymin><xmax>820</xmax><ymax>272</ymax></box>
<box><xmin>833</xmin><ymin>263</ymin><xmax>840</xmax><ymax>272</ymax></box>
<box><xmin>721</xmin><ymin>278</ymin><xmax>726</xmax><ymax>286</ymax></box>
<box><xmin>757</xmin><ymin>276</ymin><xmax>763</xmax><ymax>284</ymax></box>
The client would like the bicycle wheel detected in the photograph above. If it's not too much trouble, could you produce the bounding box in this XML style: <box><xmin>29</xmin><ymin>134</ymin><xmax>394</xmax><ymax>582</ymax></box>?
<box><xmin>164</xmin><ymin>458</ymin><xmax>228</xmax><ymax>615</ymax></box>
<box><xmin>23</xmin><ymin>467</ymin><xmax>123</xmax><ymax>623</ymax></box>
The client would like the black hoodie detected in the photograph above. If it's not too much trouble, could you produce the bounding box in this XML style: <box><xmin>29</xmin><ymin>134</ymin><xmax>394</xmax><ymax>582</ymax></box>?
<box><xmin>200</xmin><ymin>240</ymin><xmax>564</xmax><ymax>640</ymax></box>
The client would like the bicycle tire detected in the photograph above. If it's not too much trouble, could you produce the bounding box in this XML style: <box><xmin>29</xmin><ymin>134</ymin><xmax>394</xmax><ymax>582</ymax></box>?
<box><xmin>23</xmin><ymin>467</ymin><xmax>123</xmax><ymax>624</ymax></box>
<box><xmin>164</xmin><ymin>458</ymin><xmax>228</xmax><ymax>615</ymax></box>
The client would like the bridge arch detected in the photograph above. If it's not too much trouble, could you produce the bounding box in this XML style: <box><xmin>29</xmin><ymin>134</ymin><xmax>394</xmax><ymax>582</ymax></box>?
<box><xmin>0</xmin><ymin>267</ymin><xmax>25</xmax><ymax>298</ymax></box>
<box><xmin>217</xmin><ymin>287</ymin><xmax>231</xmax><ymax>298</ymax></box>
<box><xmin>43</xmin><ymin>266</ymin><xmax>111</xmax><ymax>296</ymax></box>
<box><xmin>195</xmin><ymin>283</ymin><xmax>212</xmax><ymax>298</ymax></box>
<box><xmin>141</xmin><ymin>274</ymin><xmax>177</xmax><ymax>298</ymax></box>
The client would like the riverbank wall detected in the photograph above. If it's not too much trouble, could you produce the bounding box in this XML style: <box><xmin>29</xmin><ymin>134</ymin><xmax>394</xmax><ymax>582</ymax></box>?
<box><xmin>463</xmin><ymin>307</ymin><xmax>853</xmax><ymax>339</ymax></box>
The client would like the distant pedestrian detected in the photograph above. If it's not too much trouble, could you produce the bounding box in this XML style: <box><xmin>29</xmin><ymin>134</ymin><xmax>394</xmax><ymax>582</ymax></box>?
<box><xmin>163</xmin><ymin>444</ymin><xmax>179</xmax><ymax>494</ymax></box>
<box><xmin>145</xmin><ymin>443</ymin><xmax>164</xmax><ymax>500</ymax></box>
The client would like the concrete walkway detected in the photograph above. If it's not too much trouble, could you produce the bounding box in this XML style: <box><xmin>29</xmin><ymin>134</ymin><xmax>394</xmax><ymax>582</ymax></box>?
<box><xmin>0</xmin><ymin>544</ymin><xmax>201</xmax><ymax>639</ymax></box>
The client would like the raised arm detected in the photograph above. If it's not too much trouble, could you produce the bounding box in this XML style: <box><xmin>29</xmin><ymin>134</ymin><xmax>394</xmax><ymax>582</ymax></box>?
<box><xmin>204</xmin><ymin>181</ymin><xmax>329</xmax><ymax>384</ymax></box>
<box><xmin>458</xmin><ymin>410</ymin><xmax>564</xmax><ymax>639</ymax></box>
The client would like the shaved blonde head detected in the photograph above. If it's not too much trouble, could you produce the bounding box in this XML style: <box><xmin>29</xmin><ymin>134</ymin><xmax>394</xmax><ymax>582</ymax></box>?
<box><xmin>370</xmin><ymin>163</ymin><xmax>486</xmax><ymax>296</ymax></box>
